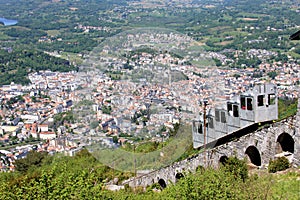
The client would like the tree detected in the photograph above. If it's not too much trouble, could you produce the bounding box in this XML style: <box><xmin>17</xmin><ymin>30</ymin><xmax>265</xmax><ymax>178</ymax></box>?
<box><xmin>268</xmin><ymin>71</ymin><xmax>277</xmax><ymax>80</ymax></box>
<box><xmin>268</xmin><ymin>157</ymin><xmax>290</xmax><ymax>173</ymax></box>
<box><xmin>112</xmin><ymin>136</ymin><xmax>118</xmax><ymax>144</ymax></box>
<box><xmin>75</xmin><ymin>148</ymin><xmax>94</xmax><ymax>158</ymax></box>
<box><xmin>14</xmin><ymin>151</ymin><xmax>48</xmax><ymax>173</ymax></box>
<box><xmin>233</xmin><ymin>73</ymin><xmax>241</xmax><ymax>79</ymax></box>
<box><xmin>213</xmin><ymin>58</ymin><xmax>222</xmax><ymax>66</ymax></box>
<box><xmin>102</xmin><ymin>105</ymin><xmax>112</xmax><ymax>114</ymax></box>
<box><xmin>220</xmin><ymin>156</ymin><xmax>248</xmax><ymax>181</ymax></box>
<box><xmin>90</xmin><ymin>120</ymin><xmax>100</xmax><ymax>129</ymax></box>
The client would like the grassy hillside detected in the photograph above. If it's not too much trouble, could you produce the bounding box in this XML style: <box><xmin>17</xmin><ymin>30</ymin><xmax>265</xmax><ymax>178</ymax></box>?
<box><xmin>0</xmin><ymin>150</ymin><xmax>299</xmax><ymax>199</ymax></box>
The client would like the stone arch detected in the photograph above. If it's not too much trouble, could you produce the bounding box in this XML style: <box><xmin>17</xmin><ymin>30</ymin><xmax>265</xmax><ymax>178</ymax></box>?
<box><xmin>245</xmin><ymin>146</ymin><xmax>261</xmax><ymax>166</ymax></box>
<box><xmin>276</xmin><ymin>132</ymin><xmax>295</xmax><ymax>154</ymax></box>
<box><xmin>219</xmin><ymin>155</ymin><xmax>228</xmax><ymax>165</ymax></box>
<box><xmin>175</xmin><ymin>172</ymin><xmax>184</xmax><ymax>181</ymax></box>
<box><xmin>158</xmin><ymin>178</ymin><xmax>167</xmax><ymax>189</ymax></box>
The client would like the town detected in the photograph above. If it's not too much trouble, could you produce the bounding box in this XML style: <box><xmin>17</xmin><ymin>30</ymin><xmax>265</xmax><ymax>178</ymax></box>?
<box><xmin>0</xmin><ymin>30</ymin><xmax>299</xmax><ymax>172</ymax></box>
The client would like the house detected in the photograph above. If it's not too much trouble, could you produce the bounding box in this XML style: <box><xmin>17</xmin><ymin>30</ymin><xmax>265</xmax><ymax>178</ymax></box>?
<box><xmin>101</xmin><ymin>118</ymin><xmax>116</xmax><ymax>130</ymax></box>
<box><xmin>38</xmin><ymin>124</ymin><xmax>49</xmax><ymax>132</ymax></box>
<box><xmin>21</xmin><ymin>114</ymin><xmax>40</xmax><ymax>121</ymax></box>
<box><xmin>54</xmin><ymin>104</ymin><xmax>64</xmax><ymax>114</ymax></box>
<box><xmin>11</xmin><ymin>117</ymin><xmax>20</xmax><ymax>126</ymax></box>
<box><xmin>118</xmin><ymin>138</ymin><xmax>128</xmax><ymax>146</ymax></box>
<box><xmin>0</xmin><ymin>126</ymin><xmax>19</xmax><ymax>133</ymax></box>
<box><xmin>108</xmin><ymin>125</ymin><xmax>120</xmax><ymax>134</ymax></box>
<box><xmin>39</xmin><ymin>132</ymin><xmax>56</xmax><ymax>140</ymax></box>
<box><xmin>63</xmin><ymin>99</ymin><xmax>73</xmax><ymax>108</ymax></box>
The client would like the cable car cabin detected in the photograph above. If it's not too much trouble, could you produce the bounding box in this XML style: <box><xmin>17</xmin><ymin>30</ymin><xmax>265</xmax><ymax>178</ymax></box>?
<box><xmin>239</xmin><ymin>84</ymin><xmax>278</xmax><ymax>128</ymax></box>
<box><xmin>193</xmin><ymin>83</ymin><xmax>278</xmax><ymax>149</ymax></box>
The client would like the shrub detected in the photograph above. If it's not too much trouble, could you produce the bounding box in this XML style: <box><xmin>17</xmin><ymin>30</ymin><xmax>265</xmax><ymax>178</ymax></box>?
<box><xmin>147</xmin><ymin>182</ymin><xmax>161</xmax><ymax>191</ymax></box>
<box><xmin>268</xmin><ymin>157</ymin><xmax>290</xmax><ymax>173</ymax></box>
<box><xmin>221</xmin><ymin>156</ymin><xmax>249</xmax><ymax>181</ymax></box>
<box><xmin>14</xmin><ymin>151</ymin><xmax>48</xmax><ymax>173</ymax></box>
<box><xmin>196</xmin><ymin>165</ymin><xmax>205</xmax><ymax>173</ymax></box>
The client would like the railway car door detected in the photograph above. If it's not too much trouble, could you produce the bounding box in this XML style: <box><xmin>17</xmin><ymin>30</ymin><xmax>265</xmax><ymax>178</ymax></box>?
<box><xmin>206</xmin><ymin>114</ymin><xmax>216</xmax><ymax>144</ymax></box>
<box><xmin>227</xmin><ymin>102</ymin><xmax>240</xmax><ymax>133</ymax></box>
<box><xmin>192</xmin><ymin>120</ymin><xmax>204</xmax><ymax>148</ymax></box>
<box><xmin>214</xmin><ymin>108</ymin><xmax>228</xmax><ymax>138</ymax></box>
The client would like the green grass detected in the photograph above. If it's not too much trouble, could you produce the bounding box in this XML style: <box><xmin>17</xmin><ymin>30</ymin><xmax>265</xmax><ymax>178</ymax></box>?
<box><xmin>1</xmin><ymin>148</ymin><xmax>299</xmax><ymax>199</ymax></box>
<box><xmin>269</xmin><ymin>170</ymin><xmax>300</xmax><ymax>200</ymax></box>
<box><xmin>46</xmin><ymin>30</ymin><xmax>61</xmax><ymax>37</ymax></box>
<box><xmin>0</xmin><ymin>32</ymin><xmax>11</xmax><ymax>40</ymax></box>
<box><xmin>222</xmin><ymin>14</ymin><xmax>233</xmax><ymax>21</ymax></box>
<box><xmin>288</xmin><ymin>51</ymin><xmax>300</xmax><ymax>59</ymax></box>
<box><xmin>191</xmin><ymin>59</ymin><xmax>216</xmax><ymax>67</ymax></box>
<box><xmin>237</xmin><ymin>12</ymin><xmax>268</xmax><ymax>18</ymax></box>
<box><xmin>220</xmin><ymin>30</ymin><xmax>249</xmax><ymax>37</ymax></box>
<box><xmin>60</xmin><ymin>52</ymin><xmax>83</xmax><ymax>65</ymax></box>
<box><xmin>278</xmin><ymin>98</ymin><xmax>298</xmax><ymax>121</ymax></box>
<box><xmin>209</xmin><ymin>25</ymin><xmax>232</xmax><ymax>32</ymax></box>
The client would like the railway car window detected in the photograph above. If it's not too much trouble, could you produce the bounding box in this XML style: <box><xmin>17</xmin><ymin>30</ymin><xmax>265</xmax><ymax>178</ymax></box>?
<box><xmin>193</xmin><ymin>121</ymin><xmax>197</xmax><ymax>133</ymax></box>
<box><xmin>247</xmin><ymin>98</ymin><xmax>253</xmax><ymax>110</ymax></box>
<box><xmin>198</xmin><ymin>123</ymin><xmax>203</xmax><ymax>134</ymax></box>
<box><xmin>241</xmin><ymin>96</ymin><xmax>246</xmax><ymax>110</ymax></box>
<box><xmin>227</xmin><ymin>103</ymin><xmax>233</xmax><ymax>116</ymax></box>
<box><xmin>208</xmin><ymin>118</ymin><xmax>214</xmax><ymax>128</ymax></box>
<box><xmin>268</xmin><ymin>94</ymin><xmax>276</xmax><ymax>105</ymax></box>
<box><xmin>233</xmin><ymin>105</ymin><xmax>239</xmax><ymax>117</ymax></box>
<box><xmin>215</xmin><ymin>110</ymin><xmax>220</xmax><ymax>122</ymax></box>
<box><xmin>257</xmin><ymin>95</ymin><xmax>264</xmax><ymax>106</ymax></box>
<box><xmin>221</xmin><ymin>111</ymin><xmax>226</xmax><ymax>123</ymax></box>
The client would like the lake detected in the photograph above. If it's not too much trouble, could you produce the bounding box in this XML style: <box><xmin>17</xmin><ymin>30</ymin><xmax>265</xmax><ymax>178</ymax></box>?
<box><xmin>0</xmin><ymin>18</ymin><xmax>18</xmax><ymax>26</ymax></box>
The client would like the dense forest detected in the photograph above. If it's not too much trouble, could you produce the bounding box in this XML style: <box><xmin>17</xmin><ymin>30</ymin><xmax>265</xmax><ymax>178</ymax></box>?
<box><xmin>0</xmin><ymin>49</ymin><xmax>77</xmax><ymax>85</ymax></box>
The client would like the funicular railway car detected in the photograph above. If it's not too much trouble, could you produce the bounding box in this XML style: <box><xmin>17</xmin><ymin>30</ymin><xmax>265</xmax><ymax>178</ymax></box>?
<box><xmin>193</xmin><ymin>83</ymin><xmax>278</xmax><ymax>149</ymax></box>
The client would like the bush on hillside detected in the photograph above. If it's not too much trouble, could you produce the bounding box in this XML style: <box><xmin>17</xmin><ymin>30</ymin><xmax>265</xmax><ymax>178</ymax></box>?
<box><xmin>268</xmin><ymin>157</ymin><xmax>290</xmax><ymax>173</ymax></box>
<box><xmin>221</xmin><ymin>156</ymin><xmax>249</xmax><ymax>181</ymax></box>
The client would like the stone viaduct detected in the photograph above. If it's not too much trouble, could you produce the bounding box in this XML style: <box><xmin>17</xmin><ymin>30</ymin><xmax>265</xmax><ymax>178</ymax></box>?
<box><xmin>123</xmin><ymin>99</ymin><xmax>300</xmax><ymax>188</ymax></box>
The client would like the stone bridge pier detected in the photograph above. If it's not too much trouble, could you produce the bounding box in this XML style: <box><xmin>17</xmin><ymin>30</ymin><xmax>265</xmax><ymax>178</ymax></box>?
<box><xmin>123</xmin><ymin>99</ymin><xmax>300</xmax><ymax>188</ymax></box>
